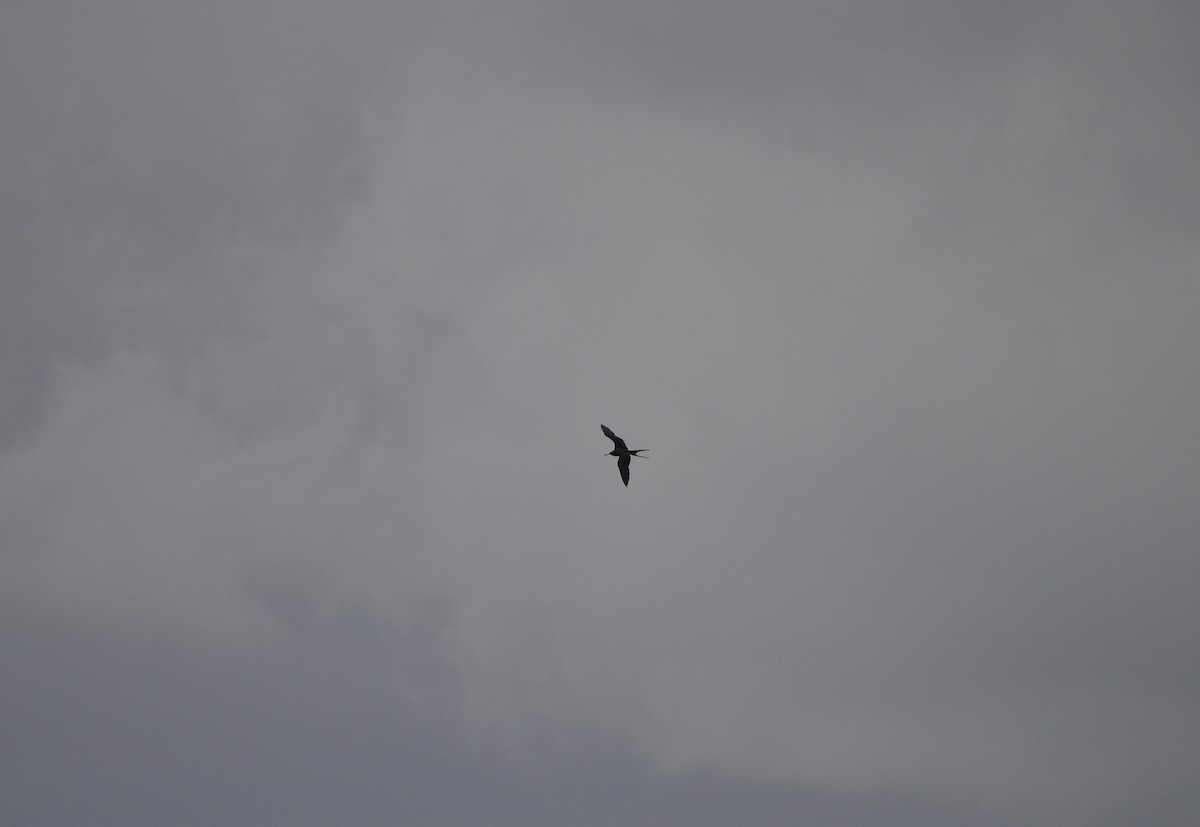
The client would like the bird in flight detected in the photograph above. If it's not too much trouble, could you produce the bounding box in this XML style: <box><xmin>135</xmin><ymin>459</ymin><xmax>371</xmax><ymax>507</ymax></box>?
<box><xmin>601</xmin><ymin>424</ymin><xmax>647</xmax><ymax>486</ymax></box>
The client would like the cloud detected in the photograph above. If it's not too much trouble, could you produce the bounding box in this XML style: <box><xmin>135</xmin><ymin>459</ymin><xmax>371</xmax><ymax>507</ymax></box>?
<box><xmin>2</xmin><ymin>1</ymin><xmax>1198</xmax><ymax>825</ymax></box>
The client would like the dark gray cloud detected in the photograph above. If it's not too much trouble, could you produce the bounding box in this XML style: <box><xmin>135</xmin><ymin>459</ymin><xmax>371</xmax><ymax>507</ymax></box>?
<box><xmin>0</xmin><ymin>0</ymin><xmax>409</xmax><ymax>440</ymax></box>
<box><xmin>2</xmin><ymin>1</ymin><xmax>1198</xmax><ymax>825</ymax></box>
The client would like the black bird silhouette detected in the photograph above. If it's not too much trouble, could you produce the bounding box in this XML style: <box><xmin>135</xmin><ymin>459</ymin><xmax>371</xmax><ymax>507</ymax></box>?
<box><xmin>601</xmin><ymin>424</ymin><xmax>647</xmax><ymax>486</ymax></box>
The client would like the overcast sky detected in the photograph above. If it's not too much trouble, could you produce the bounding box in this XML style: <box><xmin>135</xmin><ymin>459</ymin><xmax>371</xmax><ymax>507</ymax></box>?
<box><xmin>3</xmin><ymin>1</ymin><xmax>1199</xmax><ymax>825</ymax></box>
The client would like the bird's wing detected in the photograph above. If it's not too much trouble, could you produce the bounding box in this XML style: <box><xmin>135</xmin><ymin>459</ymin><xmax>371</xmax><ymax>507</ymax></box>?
<box><xmin>601</xmin><ymin>424</ymin><xmax>627</xmax><ymax>451</ymax></box>
<box><xmin>617</xmin><ymin>454</ymin><xmax>631</xmax><ymax>486</ymax></box>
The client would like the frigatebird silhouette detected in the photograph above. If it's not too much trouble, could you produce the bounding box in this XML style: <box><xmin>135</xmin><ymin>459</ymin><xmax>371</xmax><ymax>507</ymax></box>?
<box><xmin>601</xmin><ymin>424</ymin><xmax>647</xmax><ymax>486</ymax></box>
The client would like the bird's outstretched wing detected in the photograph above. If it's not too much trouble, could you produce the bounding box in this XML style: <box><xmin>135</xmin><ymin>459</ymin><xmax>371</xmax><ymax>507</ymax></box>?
<box><xmin>617</xmin><ymin>453</ymin><xmax>631</xmax><ymax>486</ymax></box>
<box><xmin>601</xmin><ymin>424</ymin><xmax>627</xmax><ymax>452</ymax></box>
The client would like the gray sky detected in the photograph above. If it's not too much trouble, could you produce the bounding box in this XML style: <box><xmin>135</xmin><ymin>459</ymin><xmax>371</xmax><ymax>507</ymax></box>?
<box><xmin>2</xmin><ymin>1</ymin><xmax>1199</xmax><ymax>825</ymax></box>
